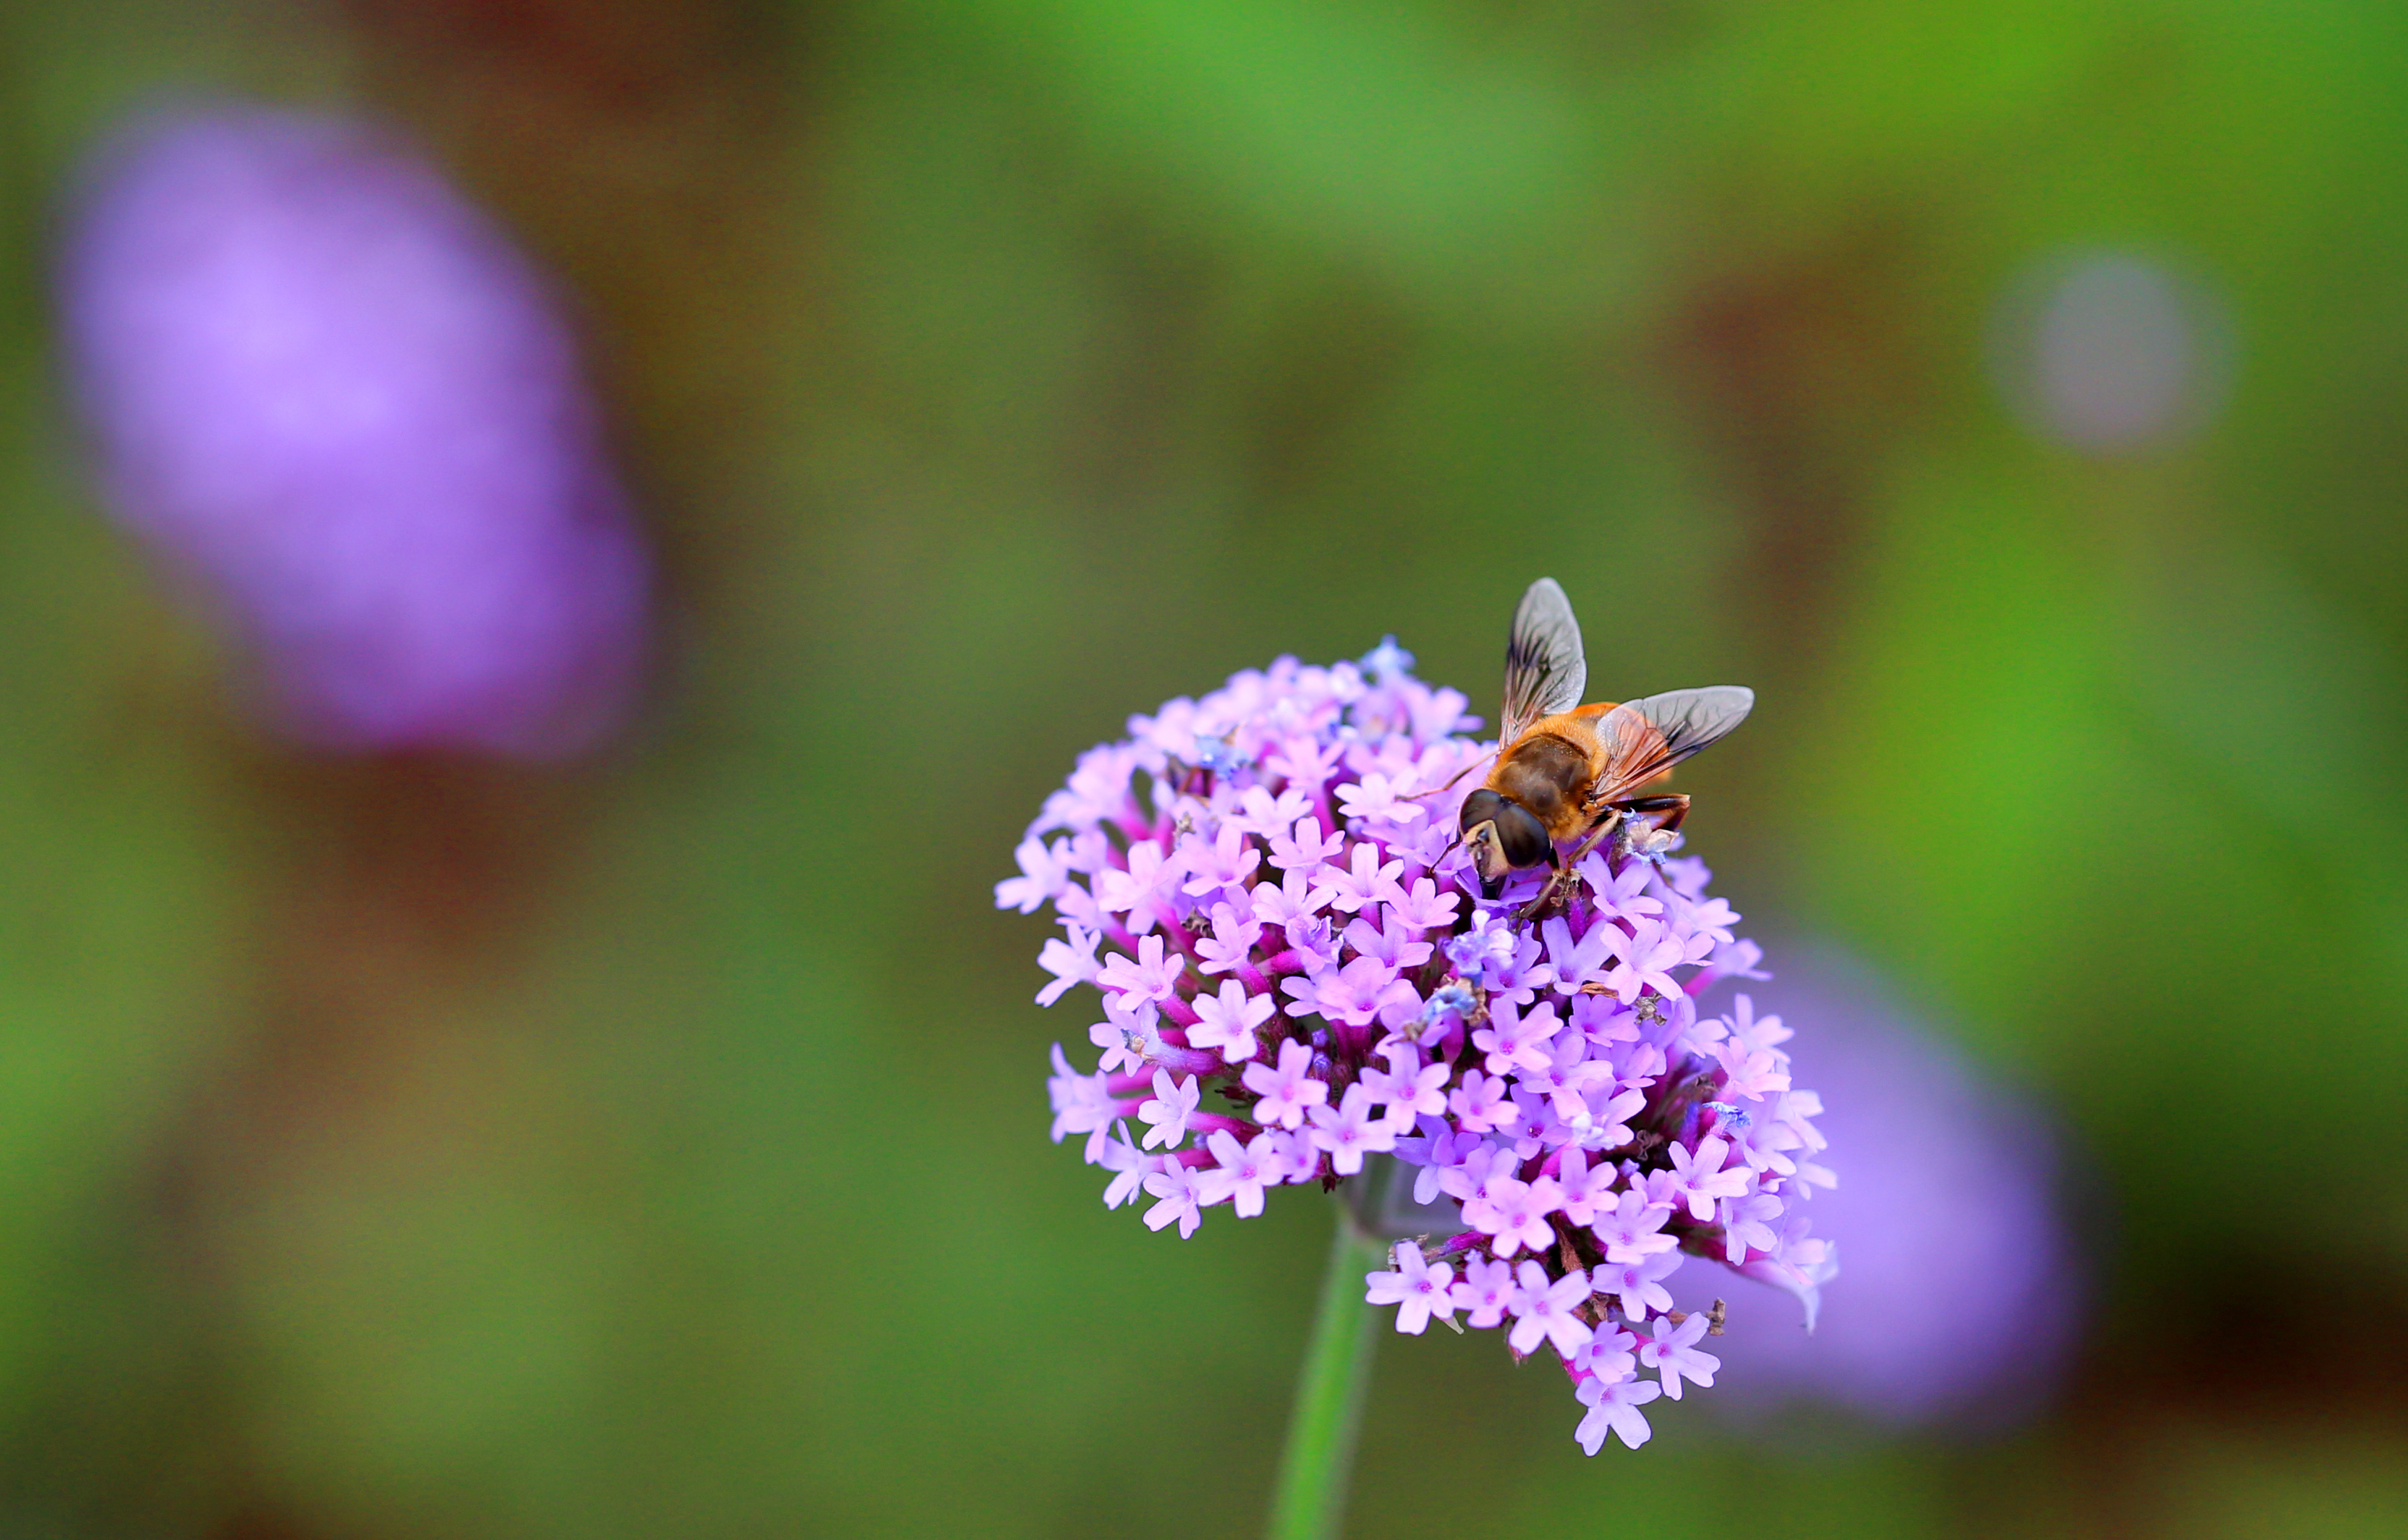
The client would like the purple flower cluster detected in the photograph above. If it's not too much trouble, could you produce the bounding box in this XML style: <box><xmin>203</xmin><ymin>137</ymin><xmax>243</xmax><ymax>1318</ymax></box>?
<box><xmin>1005</xmin><ymin>643</ymin><xmax>1834</xmax><ymax>1453</ymax></box>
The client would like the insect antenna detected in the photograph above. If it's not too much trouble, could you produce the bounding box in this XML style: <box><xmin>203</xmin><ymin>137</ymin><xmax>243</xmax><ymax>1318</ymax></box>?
<box><xmin>1400</xmin><ymin>748</ymin><xmax>1497</xmax><ymax>802</ymax></box>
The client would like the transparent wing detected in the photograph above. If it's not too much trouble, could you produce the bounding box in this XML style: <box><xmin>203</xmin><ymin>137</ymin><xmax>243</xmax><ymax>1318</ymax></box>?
<box><xmin>1589</xmin><ymin>685</ymin><xmax>1755</xmax><ymax>805</ymax></box>
<box><xmin>1501</xmin><ymin>578</ymin><xmax>1587</xmax><ymax>741</ymax></box>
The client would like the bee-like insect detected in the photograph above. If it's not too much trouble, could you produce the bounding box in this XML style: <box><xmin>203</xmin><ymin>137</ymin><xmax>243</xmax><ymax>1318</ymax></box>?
<box><xmin>1457</xmin><ymin>578</ymin><xmax>1754</xmax><ymax>912</ymax></box>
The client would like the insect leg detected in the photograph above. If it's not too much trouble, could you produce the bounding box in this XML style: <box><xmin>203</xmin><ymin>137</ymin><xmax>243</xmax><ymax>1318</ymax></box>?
<box><xmin>1515</xmin><ymin>867</ymin><xmax>1569</xmax><ymax>923</ymax></box>
<box><xmin>1614</xmin><ymin>793</ymin><xmax>1690</xmax><ymax>866</ymax></box>
<box><xmin>1562</xmin><ymin>808</ymin><xmax>1624</xmax><ymax>870</ymax></box>
<box><xmin>1622</xmin><ymin>793</ymin><xmax>1690</xmax><ymax>834</ymax></box>
<box><xmin>1515</xmin><ymin>809</ymin><xmax>1619</xmax><ymax>923</ymax></box>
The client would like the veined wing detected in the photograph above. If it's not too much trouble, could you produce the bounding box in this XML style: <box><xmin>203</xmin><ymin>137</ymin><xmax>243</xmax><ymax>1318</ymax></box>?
<box><xmin>1501</xmin><ymin>578</ymin><xmax>1587</xmax><ymax>742</ymax></box>
<box><xmin>1589</xmin><ymin>686</ymin><xmax>1755</xmax><ymax>805</ymax></box>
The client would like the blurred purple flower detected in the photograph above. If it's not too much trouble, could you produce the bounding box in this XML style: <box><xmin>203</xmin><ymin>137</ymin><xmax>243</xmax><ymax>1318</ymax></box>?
<box><xmin>56</xmin><ymin>103</ymin><xmax>649</xmax><ymax>756</ymax></box>
<box><xmin>1682</xmin><ymin>954</ymin><xmax>2083</xmax><ymax>1430</ymax></box>
<box><xmin>1006</xmin><ymin>647</ymin><xmax>1837</xmax><ymax>1454</ymax></box>
<box><xmin>1989</xmin><ymin>247</ymin><xmax>2231</xmax><ymax>456</ymax></box>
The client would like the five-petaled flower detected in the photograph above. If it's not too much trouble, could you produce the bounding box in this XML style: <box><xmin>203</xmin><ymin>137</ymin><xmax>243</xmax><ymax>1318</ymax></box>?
<box><xmin>1365</xmin><ymin>1243</ymin><xmax>1459</xmax><ymax>1335</ymax></box>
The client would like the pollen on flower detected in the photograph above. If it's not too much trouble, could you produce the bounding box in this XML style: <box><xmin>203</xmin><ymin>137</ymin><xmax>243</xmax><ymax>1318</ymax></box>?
<box><xmin>1003</xmin><ymin>647</ymin><xmax>1832</xmax><ymax>1455</ymax></box>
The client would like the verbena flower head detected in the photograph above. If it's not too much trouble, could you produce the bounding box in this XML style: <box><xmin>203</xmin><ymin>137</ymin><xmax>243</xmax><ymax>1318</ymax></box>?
<box><xmin>1005</xmin><ymin>640</ymin><xmax>1833</xmax><ymax>1454</ymax></box>
<box><xmin>56</xmin><ymin>103</ymin><xmax>650</xmax><ymax>756</ymax></box>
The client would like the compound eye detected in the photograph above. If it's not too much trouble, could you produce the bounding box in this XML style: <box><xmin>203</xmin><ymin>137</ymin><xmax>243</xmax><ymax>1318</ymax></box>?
<box><xmin>1459</xmin><ymin>789</ymin><xmax>1507</xmax><ymax>834</ymax></box>
<box><xmin>1496</xmin><ymin>802</ymin><xmax>1553</xmax><ymax>868</ymax></box>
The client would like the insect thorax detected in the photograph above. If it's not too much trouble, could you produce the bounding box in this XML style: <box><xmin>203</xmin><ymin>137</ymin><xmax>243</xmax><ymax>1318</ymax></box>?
<box><xmin>1493</xmin><ymin>732</ymin><xmax>1591</xmax><ymax>826</ymax></box>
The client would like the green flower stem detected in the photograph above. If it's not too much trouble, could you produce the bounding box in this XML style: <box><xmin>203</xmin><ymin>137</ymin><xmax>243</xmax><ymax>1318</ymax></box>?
<box><xmin>1266</xmin><ymin>1208</ymin><xmax>1389</xmax><ymax>1540</ymax></box>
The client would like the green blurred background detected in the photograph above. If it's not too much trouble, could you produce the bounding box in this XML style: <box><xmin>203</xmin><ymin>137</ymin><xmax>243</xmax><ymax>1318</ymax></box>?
<box><xmin>3</xmin><ymin>1</ymin><xmax>2405</xmax><ymax>1535</ymax></box>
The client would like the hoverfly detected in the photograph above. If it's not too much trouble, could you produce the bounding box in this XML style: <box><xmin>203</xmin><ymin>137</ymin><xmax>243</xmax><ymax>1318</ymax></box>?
<box><xmin>1455</xmin><ymin>578</ymin><xmax>1753</xmax><ymax>914</ymax></box>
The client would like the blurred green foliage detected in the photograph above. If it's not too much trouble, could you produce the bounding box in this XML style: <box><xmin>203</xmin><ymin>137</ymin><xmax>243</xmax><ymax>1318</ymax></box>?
<box><xmin>1</xmin><ymin>1</ymin><xmax>2405</xmax><ymax>1536</ymax></box>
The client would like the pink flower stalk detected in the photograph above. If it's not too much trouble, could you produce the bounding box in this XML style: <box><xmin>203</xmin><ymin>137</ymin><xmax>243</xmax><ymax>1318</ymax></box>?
<box><xmin>55</xmin><ymin>103</ymin><xmax>650</xmax><ymax>756</ymax></box>
<box><xmin>1005</xmin><ymin>640</ymin><xmax>1834</xmax><ymax>1453</ymax></box>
